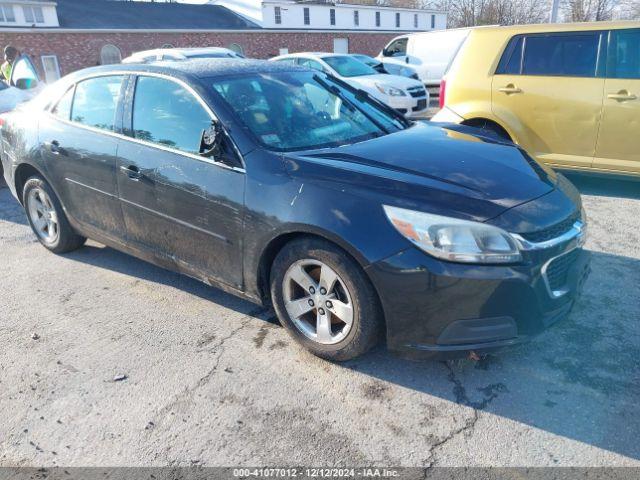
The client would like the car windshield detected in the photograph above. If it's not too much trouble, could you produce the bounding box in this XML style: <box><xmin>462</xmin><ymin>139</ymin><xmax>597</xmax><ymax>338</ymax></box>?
<box><xmin>322</xmin><ymin>56</ymin><xmax>377</xmax><ymax>77</ymax></box>
<box><xmin>187</xmin><ymin>53</ymin><xmax>238</xmax><ymax>59</ymax></box>
<box><xmin>353</xmin><ymin>55</ymin><xmax>377</xmax><ymax>66</ymax></box>
<box><xmin>210</xmin><ymin>71</ymin><xmax>407</xmax><ymax>152</ymax></box>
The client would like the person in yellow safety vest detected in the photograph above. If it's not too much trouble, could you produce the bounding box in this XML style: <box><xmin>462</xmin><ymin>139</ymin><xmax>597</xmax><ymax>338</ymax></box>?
<box><xmin>1</xmin><ymin>46</ymin><xmax>19</xmax><ymax>83</ymax></box>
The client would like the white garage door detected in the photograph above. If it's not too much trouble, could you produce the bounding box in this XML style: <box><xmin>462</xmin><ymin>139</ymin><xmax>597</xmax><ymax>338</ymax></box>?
<box><xmin>333</xmin><ymin>38</ymin><xmax>349</xmax><ymax>54</ymax></box>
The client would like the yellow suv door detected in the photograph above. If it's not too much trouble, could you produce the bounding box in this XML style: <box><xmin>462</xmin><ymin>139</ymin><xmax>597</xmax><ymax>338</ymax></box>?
<box><xmin>491</xmin><ymin>31</ymin><xmax>606</xmax><ymax>171</ymax></box>
<box><xmin>594</xmin><ymin>28</ymin><xmax>640</xmax><ymax>175</ymax></box>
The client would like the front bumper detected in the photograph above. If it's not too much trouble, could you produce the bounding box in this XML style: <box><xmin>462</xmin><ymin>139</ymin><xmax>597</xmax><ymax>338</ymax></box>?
<box><xmin>366</xmin><ymin>235</ymin><xmax>591</xmax><ymax>360</ymax></box>
<box><xmin>385</xmin><ymin>93</ymin><xmax>430</xmax><ymax>118</ymax></box>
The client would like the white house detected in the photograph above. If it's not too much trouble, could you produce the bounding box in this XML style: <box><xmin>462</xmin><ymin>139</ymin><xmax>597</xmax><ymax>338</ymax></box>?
<box><xmin>208</xmin><ymin>0</ymin><xmax>446</xmax><ymax>31</ymax></box>
<box><xmin>0</xmin><ymin>0</ymin><xmax>59</xmax><ymax>28</ymax></box>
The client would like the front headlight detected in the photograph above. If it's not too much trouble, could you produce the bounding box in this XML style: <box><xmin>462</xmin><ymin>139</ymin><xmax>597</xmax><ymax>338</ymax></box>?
<box><xmin>375</xmin><ymin>83</ymin><xmax>406</xmax><ymax>97</ymax></box>
<box><xmin>383</xmin><ymin>205</ymin><xmax>522</xmax><ymax>264</ymax></box>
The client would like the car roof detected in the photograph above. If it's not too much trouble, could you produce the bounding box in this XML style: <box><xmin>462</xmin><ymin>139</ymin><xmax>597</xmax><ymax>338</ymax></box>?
<box><xmin>464</xmin><ymin>20</ymin><xmax>640</xmax><ymax>36</ymax></box>
<box><xmin>68</xmin><ymin>58</ymin><xmax>305</xmax><ymax>82</ymax></box>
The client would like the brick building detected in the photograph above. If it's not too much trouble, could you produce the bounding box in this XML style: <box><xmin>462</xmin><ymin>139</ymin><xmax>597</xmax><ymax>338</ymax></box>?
<box><xmin>0</xmin><ymin>0</ymin><xmax>444</xmax><ymax>81</ymax></box>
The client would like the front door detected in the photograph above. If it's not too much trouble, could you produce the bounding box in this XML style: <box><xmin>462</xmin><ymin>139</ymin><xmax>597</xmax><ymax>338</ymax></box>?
<box><xmin>39</xmin><ymin>75</ymin><xmax>127</xmax><ymax>238</ymax></box>
<box><xmin>492</xmin><ymin>31</ymin><xmax>606</xmax><ymax>170</ymax></box>
<box><xmin>594</xmin><ymin>28</ymin><xmax>640</xmax><ymax>175</ymax></box>
<box><xmin>117</xmin><ymin>75</ymin><xmax>245</xmax><ymax>289</ymax></box>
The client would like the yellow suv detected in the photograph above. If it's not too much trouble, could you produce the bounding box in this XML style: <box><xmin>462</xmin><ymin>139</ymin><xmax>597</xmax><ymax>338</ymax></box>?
<box><xmin>432</xmin><ymin>22</ymin><xmax>640</xmax><ymax>178</ymax></box>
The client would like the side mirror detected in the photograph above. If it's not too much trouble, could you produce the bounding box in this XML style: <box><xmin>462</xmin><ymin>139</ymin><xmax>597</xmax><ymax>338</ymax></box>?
<box><xmin>199</xmin><ymin>121</ymin><xmax>222</xmax><ymax>158</ymax></box>
<box><xmin>15</xmin><ymin>78</ymin><xmax>38</xmax><ymax>90</ymax></box>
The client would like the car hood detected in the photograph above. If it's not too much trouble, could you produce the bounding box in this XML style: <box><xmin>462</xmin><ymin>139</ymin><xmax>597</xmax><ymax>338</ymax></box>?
<box><xmin>349</xmin><ymin>73</ymin><xmax>423</xmax><ymax>90</ymax></box>
<box><xmin>282</xmin><ymin>122</ymin><xmax>558</xmax><ymax>222</ymax></box>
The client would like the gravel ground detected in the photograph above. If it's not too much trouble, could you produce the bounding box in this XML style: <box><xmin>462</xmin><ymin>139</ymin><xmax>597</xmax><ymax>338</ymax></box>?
<box><xmin>0</xmin><ymin>173</ymin><xmax>639</xmax><ymax>467</ymax></box>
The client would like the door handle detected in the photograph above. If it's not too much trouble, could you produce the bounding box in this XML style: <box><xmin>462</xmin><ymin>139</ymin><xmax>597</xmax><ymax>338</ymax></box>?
<box><xmin>607</xmin><ymin>90</ymin><xmax>637</xmax><ymax>101</ymax></box>
<box><xmin>120</xmin><ymin>165</ymin><xmax>143</xmax><ymax>180</ymax></box>
<box><xmin>498</xmin><ymin>85</ymin><xmax>523</xmax><ymax>95</ymax></box>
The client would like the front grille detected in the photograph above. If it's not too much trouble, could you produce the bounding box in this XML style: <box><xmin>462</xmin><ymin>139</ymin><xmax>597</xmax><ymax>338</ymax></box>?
<box><xmin>520</xmin><ymin>212</ymin><xmax>580</xmax><ymax>243</ymax></box>
<box><xmin>412</xmin><ymin>99</ymin><xmax>427</xmax><ymax>111</ymax></box>
<box><xmin>408</xmin><ymin>87</ymin><xmax>426</xmax><ymax>98</ymax></box>
<box><xmin>546</xmin><ymin>249</ymin><xmax>579</xmax><ymax>292</ymax></box>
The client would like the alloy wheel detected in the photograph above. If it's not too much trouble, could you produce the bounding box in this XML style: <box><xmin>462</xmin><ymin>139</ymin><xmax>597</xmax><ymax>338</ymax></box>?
<box><xmin>282</xmin><ymin>259</ymin><xmax>354</xmax><ymax>345</ymax></box>
<box><xmin>27</xmin><ymin>187</ymin><xmax>59</xmax><ymax>244</ymax></box>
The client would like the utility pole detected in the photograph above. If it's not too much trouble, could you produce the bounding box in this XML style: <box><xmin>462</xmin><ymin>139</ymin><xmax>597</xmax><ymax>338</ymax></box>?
<box><xmin>549</xmin><ymin>0</ymin><xmax>560</xmax><ymax>22</ymax></box>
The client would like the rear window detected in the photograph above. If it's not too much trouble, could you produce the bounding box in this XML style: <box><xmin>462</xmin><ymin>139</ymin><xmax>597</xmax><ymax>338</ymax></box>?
<box><xmin>496</xmin><ymin>32</ymin><xmax>601</xmax><ymax>78</ymax></box>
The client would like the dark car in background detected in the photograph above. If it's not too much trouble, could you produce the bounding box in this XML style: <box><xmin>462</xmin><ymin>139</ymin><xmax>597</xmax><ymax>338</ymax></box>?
<box><xmin>0</xmin><ymin>59</ymin><xmax>590</xmax><ymax>361</ymax></box>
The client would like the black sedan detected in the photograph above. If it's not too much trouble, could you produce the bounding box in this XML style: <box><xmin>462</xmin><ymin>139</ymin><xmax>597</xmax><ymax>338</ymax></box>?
<box><xmin>0</xmin><ymin>59</ymin><xmax>590</xmax><ymax>361</ymax></box>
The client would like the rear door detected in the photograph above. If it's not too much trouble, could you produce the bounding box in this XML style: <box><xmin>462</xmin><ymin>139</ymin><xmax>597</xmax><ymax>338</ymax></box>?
<box><xmin>117</xmin><ymin>74</ymin><xmax>245</xmax><ymax>288</ymax></box>
<box><xmin>39</xmin><ymin>74</ymin><xmax>127</xmax><ymax>237</ymax></box>
<box><xmin>593</xmin><ymin>28</ymin><xmax>640</xmax><ymax>174</ymax></box>
<box><xmin>492</xmin><ymin>31</ymin><xmax>606</xmax><ymax>170</ymax></box>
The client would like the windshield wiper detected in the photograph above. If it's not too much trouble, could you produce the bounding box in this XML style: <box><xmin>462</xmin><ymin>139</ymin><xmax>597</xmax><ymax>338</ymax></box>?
<box><xmin>312</xmin><ymin>74</ymin><xmax>390</xmax><ymax>135</ymax></box>
<box><xmin>322</xmin><ymin>74</ymin><xmax>413</xmax><ymax>129</ymax></box>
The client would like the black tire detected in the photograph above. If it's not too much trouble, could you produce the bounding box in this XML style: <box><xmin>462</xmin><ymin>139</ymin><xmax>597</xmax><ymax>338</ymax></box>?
<box><xmin>22</xmin><ymin>175</ymin><xmax>86</xmax><ymax>254</ymax></box>
<box><xmin>270</xmin><ymin>237</ymin><xmax>383</xmax><ymax>361</ymax></box>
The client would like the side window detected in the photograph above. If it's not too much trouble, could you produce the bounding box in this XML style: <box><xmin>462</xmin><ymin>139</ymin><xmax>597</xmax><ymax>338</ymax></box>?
<box><xmin>522</xmin><ymin>33</ymin><xmax>600</xmax><ymax>77</ymax></box>
<box><xmin>52</xmin><ymin>86</ymin><xmax>74</xmax><ymax>120</ymax></box>
<box><xmin>72</xmin><ymin>76</ymin><xmax>123</xmax><ymax>131</ymax></box>
<box><xmin>608</xmin><ymin>29</ymin><xmax>640</xmax><ymax>79</ymax></box>
<box><xmin>298</xmin><ymin>58</ymin><xmax>325</xmax><ymax>72</ymax></box>
<box><xmin>132</xmin><ymin>76</ymin><xmax>211</xmax><ymax>155</ymax></box>
<box><xmin>496</xmin><ymin>36</ymin><xmax>524</xmax><ymax>75</ymax></box>
<box><xmin>383</xmin><ymin>38</ymin><xmax>408</xmax><ymax>57</ymax></box>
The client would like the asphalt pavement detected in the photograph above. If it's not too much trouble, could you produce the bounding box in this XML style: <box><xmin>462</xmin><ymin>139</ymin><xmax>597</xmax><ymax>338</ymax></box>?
<box><xmin>0</xmin><ymin>173</ymin><xmax>639</xmax><ymax>467</ymax></box>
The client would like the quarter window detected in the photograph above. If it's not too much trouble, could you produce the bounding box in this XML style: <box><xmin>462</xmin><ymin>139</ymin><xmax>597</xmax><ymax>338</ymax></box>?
<box><xmin>496</xmin><ymin>36</ymin><xmax>524</xmax><ymax>75</ymax></box>
<box><xmin>132</xmin><ymin>76</ymin><xmax>212</xmax><ymax>155</ymax></box>
<box><xmin>72</xmin><ymin>76</ymin><xmax>123</xmax><ymax>131</ymax></box>
<box><xmin>52</xmin><ymin>86</ymin><xmax>74</xmax><ymax>120</ymax></box>
<box><xmin>274</xmin><ymin>6</ymin><xmax>281</xmax><ymax>25</ymax></box>
<box><xmin>608</xmin><ymin>29</ymin><xmax>640</xmax><ymax>79</ymax></box>
<box><xmin>522</xmin><ymin>33</ymin><xmax>600</xmax><ymax>78</ymax></box>
<box><xmin>303</xmin><ymin>7</ymin><xmax>310</xmax><ymax>25</ymax></box>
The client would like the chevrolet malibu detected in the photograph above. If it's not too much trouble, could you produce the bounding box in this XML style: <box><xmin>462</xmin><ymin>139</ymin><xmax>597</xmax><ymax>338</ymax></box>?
<box><xmin>1</xmin><ymin>60</ymin><xmax>590</xmax><ymax>361</ymax></box>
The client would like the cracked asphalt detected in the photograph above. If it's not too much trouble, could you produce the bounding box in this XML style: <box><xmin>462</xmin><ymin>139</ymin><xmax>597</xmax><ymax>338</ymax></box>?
<box><xmin>0</xmin><ymin>173</ymin><xmax>639</xmax><ymax>467</ymax></box>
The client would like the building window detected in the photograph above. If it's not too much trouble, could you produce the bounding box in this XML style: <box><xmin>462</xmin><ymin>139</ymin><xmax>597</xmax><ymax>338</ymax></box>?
<box><xmin>353</xmin><ymin>10</ymin><xmax>359</xmax><ymax>26</ymax></box>
<box><xmin>431</xmin><ymin>14</ymin><xmax>435</xmax><ymax>28</ymax></box>
<box><xmin>23</xmin><ymin>6</ymin><xmax>44</xmax><ymax>24</ymax></box>
<box><xmin>0</xmin><ymin>5</ymin><xmax>16</xmax><ymax>23</ymax></box>
<box><xmin>100</xmin><ymin>44</ymin><xmax>122</xmax><ymax>65</ymax></box>
<box><xmin>274</xmin><ymin>6</ymin><xmax>281</xmax><ymax>25</ymax></box>
<box><xmin>414</xmin><ymin>13</ymin><xmax>418</xmax><ymax>28</ymax></box>
<box><xmin>41</xmin><ymin>55</ymin><xmax>60</xmax><ymax>83</ymax></box>
<box><xmin>375</xmin><ymin>11</ymin><xmax>380</xmax><ymax>27</ymax></box>
<box><xmin>229</xmin><ymin>43</ymin><xmax>244</xmax><ymax>56</ymax></box>
<box><xmin>303</xmin><ymin>7</ymin><xmax>310</xmax><ymax>25</ymax></box>
<box><xmin>329</xmin><ymin>8</ymin><xmax>335</xmax><ymax>26</ymax></box>
<box><xmin>396</xmin><ymin>12</ymin><xmax>400</xmax><ymax>28</ymax></box>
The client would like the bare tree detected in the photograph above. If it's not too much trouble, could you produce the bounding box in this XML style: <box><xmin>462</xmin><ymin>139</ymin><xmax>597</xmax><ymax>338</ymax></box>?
<box><xmin>563</xmin><ymin>0</ymin><xmax>614</xmax><ymax>21</ymax></box>
<box><xmin>422</xmin><ymin>0</ymin><xmax>549</xmax><ymax>27</ymax></box>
